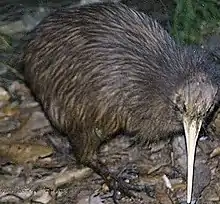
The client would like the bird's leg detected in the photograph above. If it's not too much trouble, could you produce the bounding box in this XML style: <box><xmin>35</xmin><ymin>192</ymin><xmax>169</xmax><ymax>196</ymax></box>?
<box><xmin>69</xmin><ymin>131</ymin><xmax>155</xmax><ymax>202</ymax></box>
<box><xmin>84</xmin><ymin>157</ymin><xmax>138</xmax><ymax>201</ymax></box>
<box><xmin>84</xmin><ymin>155</ymin><xmax>155</xmax><ymax>202</ymax></box>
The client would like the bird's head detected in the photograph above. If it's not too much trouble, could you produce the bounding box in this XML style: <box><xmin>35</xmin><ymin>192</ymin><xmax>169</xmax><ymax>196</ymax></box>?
<box><xmin>173</xmin><ymin>71</ymin><xmax>219</xmax><ymax>203</ymax></box>
<box><xmin>174</xmin><ymin>72</ymin><xmax>218</xmax><ymax>121</ymax></box>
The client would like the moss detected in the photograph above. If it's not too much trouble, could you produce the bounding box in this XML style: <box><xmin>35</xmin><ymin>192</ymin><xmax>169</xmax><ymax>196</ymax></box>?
<box><xmin>170</xmin><ymin>0</ymin><xmax>220</xmax><ymax>44</ymax></box>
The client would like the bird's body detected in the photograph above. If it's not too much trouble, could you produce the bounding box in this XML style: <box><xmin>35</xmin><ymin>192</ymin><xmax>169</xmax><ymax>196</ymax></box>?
<box><xmin>21</xmin><ymin>2</ymin><xmax>220</xmax><ymax>203</ymax></box>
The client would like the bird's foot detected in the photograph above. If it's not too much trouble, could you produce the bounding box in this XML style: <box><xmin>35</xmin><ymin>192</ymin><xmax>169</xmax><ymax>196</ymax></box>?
<box><xmin>106</xmin><ymin>164</ymin><xmax>155</xmax><ymax>203</ymax></box>
<box><xmin>85</xmin><ymin>158</ymin><xmax>155</xmax><ymax>203</ymax></box>
<box><xmin>110</xmin><ymin>177</ymin><xmax>141</xmax><ymax>203</ymax></box>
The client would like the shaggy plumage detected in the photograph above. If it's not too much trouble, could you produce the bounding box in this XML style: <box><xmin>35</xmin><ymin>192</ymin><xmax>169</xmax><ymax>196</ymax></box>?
<box><xmin>20</xmin><ymin>2</ymin><xmax>220</xmax><ymax>203</ymax></box>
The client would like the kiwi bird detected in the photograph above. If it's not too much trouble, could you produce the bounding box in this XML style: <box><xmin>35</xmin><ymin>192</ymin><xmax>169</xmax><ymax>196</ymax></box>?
<box><xmin>19</xmin><ymin>2</ymin><xmax>220</xmax><ymax>203</ymax></box>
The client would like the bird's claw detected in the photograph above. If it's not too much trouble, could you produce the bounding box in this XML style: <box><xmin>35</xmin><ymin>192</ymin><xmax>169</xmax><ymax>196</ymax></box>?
<box><xmin>111</xmin><ymin>178</ymin><xmax>140</xmax><ymax>204</ymax></box>
<box><xmin>105</xmin><ymin>165</ymin><xmax>155</xmax><ymax>204</ymax></box>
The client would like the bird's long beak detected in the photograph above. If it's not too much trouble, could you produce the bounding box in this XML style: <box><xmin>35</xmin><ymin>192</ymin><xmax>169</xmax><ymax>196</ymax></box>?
<box><xmin>183</xmin><ymin>116</ymin><xmax>203</xmax><ymax>204</ymax></box>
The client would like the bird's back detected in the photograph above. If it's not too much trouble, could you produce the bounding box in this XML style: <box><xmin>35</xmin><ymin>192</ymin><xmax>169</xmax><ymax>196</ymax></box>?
<box><xmin>22</xmin><ymin>2</ymin><xmax>212</xmax><ymax>143</ymax></box>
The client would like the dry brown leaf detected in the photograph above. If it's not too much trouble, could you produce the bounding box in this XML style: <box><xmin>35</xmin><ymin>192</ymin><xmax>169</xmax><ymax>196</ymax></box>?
<box><xmin>0</xmin><ymin>87</ymin><xmax>10</xmax><ymax>102</ymax></box>
<box><xmin>28</xmin><ymin>167</ymin><xmax>93</xmax><ymax>191</ymax></box>
<box><xmin>0</xmin><ymin>103</ymin><xmax>20</xmax><ymax>119</ymax></box>
<box><xmin>147</xmin><ymin>163</ymin><xmax>169</xmax><ymax>174</ymax></box>
<box><xmin>210</xmin><ymin>147</ymin><xmax>220</xmax><ymax>158</ymax></box>
<box><xmin>0</xmin><ymin>142</ymin><xmax>53</xmax><ymax>164</ymax></box>
<box><xmin>2</xmin><ymin>105</ymin><xmax>20</xmax><ymax>117</ymax></box>
<box><xmin>156</xmin><ymin>190</ymin><xmax>173</xmax><ymax>204</ymax></box>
